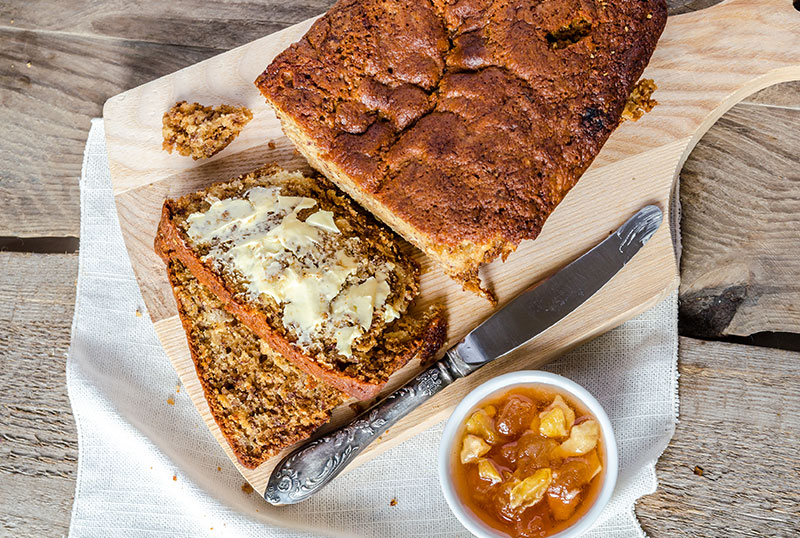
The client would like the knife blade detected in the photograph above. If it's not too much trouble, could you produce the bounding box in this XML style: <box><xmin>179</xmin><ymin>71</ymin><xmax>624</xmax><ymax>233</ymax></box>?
<box><xmin>264</xmin><ymin>204</ymin><xmax>663</xmax><ymax>505</ymax></box>
<box><xmin>454</xmin><ymin>203</ymin><xmax>664</xmax><ymax>365</ymax></box>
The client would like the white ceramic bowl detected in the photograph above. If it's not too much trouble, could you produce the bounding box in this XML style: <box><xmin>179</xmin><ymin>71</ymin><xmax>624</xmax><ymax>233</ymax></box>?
<box><xmin>438</xmin><ymin>371</ymin><xmax>618</xmax><ymax>538</ymax></box>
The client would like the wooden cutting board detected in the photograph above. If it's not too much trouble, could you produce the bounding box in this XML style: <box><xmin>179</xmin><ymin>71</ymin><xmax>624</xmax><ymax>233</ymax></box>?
<box><xmin>103</xmin><ymin>0</ymin><xmax>800</xmax><ymax>502</ymax></box>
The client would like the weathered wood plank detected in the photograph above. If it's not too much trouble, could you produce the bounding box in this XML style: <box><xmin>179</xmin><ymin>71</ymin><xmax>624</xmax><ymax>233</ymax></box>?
<box><xmin>0</xmin><ymin>0</ymin><xmax>336</xmax><ymax>50</ymax></box>
<box><xmin>0</xmin><ymin>0</ymin><xmax>746</xmax><ymax>51</ymax></box>
<box><xmin>636</xmin><ymin>337</ymin><xmax>800</xmax><ymax>537</ymax></box>
<box><xmin>0</xmin><ymin>28</ymin><xmax>221</xmax><ymax>238</ymax></box>
<box><xmin>0</xmin><ymin>252</ymin><xmax>79</xmax><ymax>537</ymax></box>
<box><xmin>743</xmin><ymin>80</ymin><xmax>800</xmax><ymax>109</ymax></box>
<box><xmin>678</xmin><ymin>103</ymin><xmax>800</xmax><ymax>338</ymax></box>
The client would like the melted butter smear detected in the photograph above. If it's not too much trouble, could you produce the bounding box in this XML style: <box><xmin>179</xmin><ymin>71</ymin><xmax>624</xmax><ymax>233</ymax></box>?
<box><xmin>186</xmin><ymin>185</ymin><xmax>398</xmax><ymax>357</ymax></box>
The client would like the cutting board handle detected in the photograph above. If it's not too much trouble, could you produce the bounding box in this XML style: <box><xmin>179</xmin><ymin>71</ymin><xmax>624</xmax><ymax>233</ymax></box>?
<box><xmin>661</xmin><ymin>0</ymin><xmax>800</xmax><ymax>159</ymax></box>
<box><xmin>608</xmin><ymin>0</ymin><xmax>800</xmax><ymax>248</ymax></box>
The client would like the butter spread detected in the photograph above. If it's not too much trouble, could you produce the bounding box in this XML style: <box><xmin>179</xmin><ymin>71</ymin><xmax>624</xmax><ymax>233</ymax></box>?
<box><xmin>185</xmin><ymin>186</ymin><xmax>396</xmax><ymax>358</ymax></box>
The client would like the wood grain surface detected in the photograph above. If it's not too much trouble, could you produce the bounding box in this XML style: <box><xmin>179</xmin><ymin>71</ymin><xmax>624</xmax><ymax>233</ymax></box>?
<box><xmin>2</xmin><ymin>0</ymin><xmax>800</xmax><ymax>536</ymax></box>
<box><xmin>679</xmin><ymin>104</ymin><xmax>800</xmax><ymax>338</ymax></box>
<box><xmin>0</xmin><ymin>0</ymin><xmax>337</xmax><ymax>49</ymax></box>
<box><xmin>0</xmin><ymin>27</ymin><xmax>221</xmax><ymax>237</ymax></box>
<box><xmin>0</xmin><ymin>253</ymin><xmax>79</xmax><ymax>536</ymax></box>
<box><xmin>637</xmin><ymin>337</ymin><xmax>800</xmax><ymax>537</ymax></box>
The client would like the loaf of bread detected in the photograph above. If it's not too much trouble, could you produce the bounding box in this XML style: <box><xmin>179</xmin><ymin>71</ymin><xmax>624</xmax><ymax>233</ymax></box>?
<box><xmin>166</xmin><ymin>259</ymin><xmax>345</xmax><ymax>469</ymax></box>
<box><xmin>255</xmin><ymin>0</ymin><xmax>667</xmax><ymax>300</ymax></box>
<box><xmin>155</xmin><ymin>164</ymin><xmax>446</xmax><ymax>400</ymax></box>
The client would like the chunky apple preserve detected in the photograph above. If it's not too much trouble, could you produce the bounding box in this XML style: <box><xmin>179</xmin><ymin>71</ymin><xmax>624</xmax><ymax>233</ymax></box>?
<box><xmin>452</xmin><ymin>386</ymin><xmax>604</xmax><ymax>537</ymax></box>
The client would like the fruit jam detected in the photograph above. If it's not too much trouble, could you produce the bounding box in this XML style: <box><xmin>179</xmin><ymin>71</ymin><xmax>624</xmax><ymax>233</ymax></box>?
<box><xmin>452</xmin><ymin>385</ymin><xmax>605</xmax><ymax>538</ymax></box>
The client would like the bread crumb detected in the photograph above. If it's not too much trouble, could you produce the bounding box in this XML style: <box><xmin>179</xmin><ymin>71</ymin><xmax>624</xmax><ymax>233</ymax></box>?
<box><xmin>26</xmin><ymin>61</ymin><xmax>31</xmax><ymax>68</ymax></box>
<box><xmin>167</xmin><ymin>396</ymin><xmax>175</xmax><ymax>405</ymax></box>
<box><xmin>241</xmin><ymin>483</ymin><xmax>254</xmax><ymax>494</ymax></box>
<box><xmin>135</xmin><ymin>309</ymin><xmax>142</xmax><ymax>317</ymax></box>
<box><xmin>268</xmin><ymin>140</ymin><xmax>276</xmax><ymax>149</ymax></box>
<box><xmin>162</xmin><ymin>101</ymin><xmax>253</xmax><ymax>159</ymax></box>
<box><xmin>172</xmin><ymin>475</ymin><xmax>177</xmax><ymax>481</ymax></box>
<box><xmin>693</xmin><ymin>465</ymin><xmax>704</xmax><ymax>476</ymax></box>
<box><xmin>10</xmin><ymin>19</ymin><xmax>14</xmax><ymax>24</ymax></box>
<box><xmin>390</xmin><ymin>498</ymin><xmax>398</xmax><ymax>506</ymax></box>
<box><xmin>217</xmin><ymin>466</ymin><xmax>222</xmax><ymax>471</ymax></box>
<box><xmin>621</xmin><ymin>79</ymin><xmax>658</xmax><ymax>122</ymax></box>
<box><xmin>647</xmin><ymin>13</ymin><xmax>653</xmax><ymax>19</ymax></box>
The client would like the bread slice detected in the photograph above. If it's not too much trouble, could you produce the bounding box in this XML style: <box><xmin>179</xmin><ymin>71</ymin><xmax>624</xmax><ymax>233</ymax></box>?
<box><xmin>166</xmin><ymin>259</ymin><xmax>345</xmax><ymax>469</ymax></box>
<box><xmin>155</xmin><ymin>164</ymin><xmax>446</xmax><ymax>400</ymax></box>
<box><xmin>255</xmin><ymin>0</ymin><xmax>668</xmax><ymax>301</ymax></box>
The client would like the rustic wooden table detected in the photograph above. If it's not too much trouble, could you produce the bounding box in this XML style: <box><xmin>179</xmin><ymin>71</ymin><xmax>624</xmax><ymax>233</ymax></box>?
<box><xmin>1</xmin><ymin>1</ymin><xmax>799</xmax><ymax>536</ymax></box>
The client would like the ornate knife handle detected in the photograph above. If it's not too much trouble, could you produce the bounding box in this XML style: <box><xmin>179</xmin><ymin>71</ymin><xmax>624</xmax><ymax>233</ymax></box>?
<box><xmin>264</xmin><ymin>350</ymin><xmax>478</xmax><ymax>505</ymax></box>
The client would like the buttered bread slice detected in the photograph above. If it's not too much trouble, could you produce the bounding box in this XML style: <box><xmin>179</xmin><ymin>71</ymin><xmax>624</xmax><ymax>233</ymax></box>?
<box><xmin>155</xmin><ymin>164</ymin><xmax>446</xmax><ymax>399</ymax></box>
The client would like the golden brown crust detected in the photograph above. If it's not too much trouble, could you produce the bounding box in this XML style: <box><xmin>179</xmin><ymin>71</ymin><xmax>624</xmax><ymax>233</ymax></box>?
<box><xmin>162</xmin><ymin>101</ymin><xmax>253</xmax><ymax>160</ymax></box>
<box><xmin>155</xmin><ymin>164</ymin><xmax>447</xmax><ymax>400</ymax></box>
<box><xmin>255</xmin><ymin>0</ymin><xmax>667</xmax><ymax>297</ymax></box>
<box><xmin>165</xmin><ymin>260</ymin><xmax>345</xmax><ymax>469</ymax></box>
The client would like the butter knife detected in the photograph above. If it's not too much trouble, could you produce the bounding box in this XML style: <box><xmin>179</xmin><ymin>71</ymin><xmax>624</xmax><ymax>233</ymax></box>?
<box><xmin>265</xmin><ymin>204</ymin><xmax>663</xmax><ymax>505</ymax></box>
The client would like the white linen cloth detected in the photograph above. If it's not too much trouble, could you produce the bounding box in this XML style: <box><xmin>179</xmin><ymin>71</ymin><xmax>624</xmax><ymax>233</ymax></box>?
<box><xmin>67</xmin><ymin>118</ymin><xmax>678</xmax><ymax>537</ymax></box>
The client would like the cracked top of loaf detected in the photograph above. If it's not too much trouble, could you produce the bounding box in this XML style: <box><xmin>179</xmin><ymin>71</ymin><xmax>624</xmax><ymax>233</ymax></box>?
<box><xmin>256</xmin><ymin>0</ymin><xmax>667</xmax><ymax>298</ymax></box>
